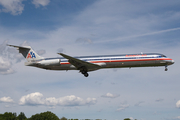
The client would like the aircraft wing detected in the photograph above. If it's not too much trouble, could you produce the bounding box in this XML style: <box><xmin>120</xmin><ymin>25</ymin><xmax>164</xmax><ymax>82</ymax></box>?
<box><xmin>58</xmin><ymin>53</ymin><xmax>101</xmax><ymax>71</ymax></box>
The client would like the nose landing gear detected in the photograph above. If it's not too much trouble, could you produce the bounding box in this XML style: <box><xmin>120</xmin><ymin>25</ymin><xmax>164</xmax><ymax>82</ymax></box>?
<box><xmin>165</xmin><ymin>65</ymin><xmax>168</xmax><ymax>71</ymax></box>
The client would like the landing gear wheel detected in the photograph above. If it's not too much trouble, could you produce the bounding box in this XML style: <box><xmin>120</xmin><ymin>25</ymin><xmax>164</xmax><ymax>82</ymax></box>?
<box><xmin>79</xmin><ymin>67</ymin><xmax>89</xmax><ymax>77</ymax></box>
<box><xmin>84</xmin><ymin>73</ymin><xmax>89</xmax><ymax>77</ymax></box>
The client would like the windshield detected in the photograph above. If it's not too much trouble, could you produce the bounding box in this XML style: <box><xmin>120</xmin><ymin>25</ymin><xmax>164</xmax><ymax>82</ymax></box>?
<box><xmin>161</xmin><ymin>55</ymin><xmax>166</xmax><ymax>57</ymax></box>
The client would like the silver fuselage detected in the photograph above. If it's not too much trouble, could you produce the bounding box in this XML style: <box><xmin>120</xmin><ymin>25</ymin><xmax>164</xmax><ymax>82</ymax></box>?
<box><xmin>28</xmin><ymin>53</ymin><xmax>174</xmax><ymax>71</ymax></box>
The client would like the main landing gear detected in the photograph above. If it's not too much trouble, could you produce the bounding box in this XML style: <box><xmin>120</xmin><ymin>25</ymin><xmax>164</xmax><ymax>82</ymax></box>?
<box><xmin>80</xmin><ymin>67</ymin><xmax>89</xmax><ymax>77</ymax></box>
<box><xmin>165</xmin><ymin>65</ymin><xmax>168</xmax><ymax>71</ymax></box>
<box><xmin>83</xmin><ymin>72</ymin><xmax>89</xmax><ymax>77</ymax></box>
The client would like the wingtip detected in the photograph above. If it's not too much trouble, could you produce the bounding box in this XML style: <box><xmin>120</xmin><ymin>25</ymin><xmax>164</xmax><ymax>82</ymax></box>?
<box><xmin>57</xmin><ymin>53</ymin><xmax>63</xmax><ymax>55</ymax></box>
<box><xmin>6</xmin><ymin>44</ymin><xmax>14</xmax><ymax>47</ymax></box>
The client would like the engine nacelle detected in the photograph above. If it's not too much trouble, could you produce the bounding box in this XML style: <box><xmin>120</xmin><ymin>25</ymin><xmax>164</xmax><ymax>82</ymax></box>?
<box><xmin>38</xmin><ymin>59</ymin><xmax>61</xmax><ymax>66</ymax></box>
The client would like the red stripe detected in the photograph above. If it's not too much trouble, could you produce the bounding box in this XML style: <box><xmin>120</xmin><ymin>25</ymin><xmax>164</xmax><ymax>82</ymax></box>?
<box><xmin>60</xmin><ymin>58</ymin><xmax>172</xmax><ymax>65</ymax></box>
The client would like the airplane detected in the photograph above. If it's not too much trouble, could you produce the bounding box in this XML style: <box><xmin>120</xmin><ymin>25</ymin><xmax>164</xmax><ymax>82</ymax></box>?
<box><xmin>7</xmin><ymin>44</ymin><xmax>174</xmax><ymax>77</ymax></box>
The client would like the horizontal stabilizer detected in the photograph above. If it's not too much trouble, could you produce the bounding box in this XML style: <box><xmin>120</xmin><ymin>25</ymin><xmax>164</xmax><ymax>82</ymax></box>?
<box><xmin>7</xmin><ymin>44</ymin><xmax>31</xmax><ymax>49</ymax></box>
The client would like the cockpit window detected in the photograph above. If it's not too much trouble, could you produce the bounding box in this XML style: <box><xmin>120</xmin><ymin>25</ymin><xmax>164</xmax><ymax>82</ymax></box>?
<box><xmin>161</xmin><ymin>55</ymin><xmax>166</xmax><ymax>57</ymax></box>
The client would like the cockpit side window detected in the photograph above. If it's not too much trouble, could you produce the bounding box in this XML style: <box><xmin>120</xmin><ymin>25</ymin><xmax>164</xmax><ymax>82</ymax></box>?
<box><xmin>161</xmin><ymin>55</ymin><xmax>166</xmax><ymax>57</ymax></box>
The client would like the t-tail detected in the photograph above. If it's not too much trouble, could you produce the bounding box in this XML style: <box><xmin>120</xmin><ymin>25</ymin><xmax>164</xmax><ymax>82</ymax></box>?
<box><xmin>7</xmin><ymin>44</ymin><xmax>44</xmax><ymax>62</ymax></box>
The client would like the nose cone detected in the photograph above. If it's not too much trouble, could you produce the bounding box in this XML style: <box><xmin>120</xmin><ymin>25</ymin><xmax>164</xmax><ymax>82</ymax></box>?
<box><xmin>168</xmin><ymin>59</ymin><xmax>174</xmax><ymax>65</ymax></box>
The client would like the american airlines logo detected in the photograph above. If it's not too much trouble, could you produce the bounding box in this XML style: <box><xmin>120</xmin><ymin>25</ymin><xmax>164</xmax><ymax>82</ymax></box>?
<box><xmin>27</xmin><ymin>52</ymin><xmax>36</xmax><ymax>58</ymax></box>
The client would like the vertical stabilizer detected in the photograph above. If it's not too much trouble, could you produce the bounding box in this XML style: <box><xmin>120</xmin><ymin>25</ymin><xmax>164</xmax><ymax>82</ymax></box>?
<box><xmin>7</xmin><ymin>44</ymin><xmax>44</xmax><ymax>62</ymax></box>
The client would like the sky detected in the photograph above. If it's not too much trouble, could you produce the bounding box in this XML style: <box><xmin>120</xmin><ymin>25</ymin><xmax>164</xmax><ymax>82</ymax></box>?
<box><xmin>0</xmin><ymin>0</ymin><xmax>180</xmax><ymax>120</ymax></box>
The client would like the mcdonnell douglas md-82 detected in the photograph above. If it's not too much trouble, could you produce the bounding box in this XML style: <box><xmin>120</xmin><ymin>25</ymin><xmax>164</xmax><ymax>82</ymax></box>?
<box><xmin>8</xmin><ymin>44</ymin><xmax>174</xmax><ymax>77</ymax></box>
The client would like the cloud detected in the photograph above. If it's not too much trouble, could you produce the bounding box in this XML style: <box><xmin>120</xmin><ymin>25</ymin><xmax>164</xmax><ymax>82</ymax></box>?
<box><xmin>134</xmin><ymin>101</ymin><xmax>144</xmax><ymax>106</ymax></box>
<box><xmin>155</xmin><ymin>98</ymin><xmax>164</xmax><ymax>102</ymax></box>
<box><xmin>32</xmin><ymin>0</ymin><xmax>50</xmax><ymax>8</ymax></box>
<box><xmin>101</xmin><ymin>93</ymin><xmax>120</xmax><ymax>98</ymax></box>
<box><xmin>0</xmin><ymin>41</ymin><xmax>29</xmax><ymax>75</ymax></box>
<box><xmin>57</xmin><ymin>48</ymin><xmax>65</xmax><ymax>53</ymax></box>
<box><xmin>6</xmin><ymin>47</ymin><xmax>24</xmax><ymax>63</ymax></box>
<box><xmin>0</xmin><ymin>0</ymin><xmax>24</xmax><ymax>15</ymax></box>
<box><xmin>175</xmin><ymin>116</ymin><xmax>180</xmax><ymax>119</ymax></box>
<box><xmin>129</xmin><ymin>117</ymin><xmax>134</xmax><ymax>120</ymax></box>
<box><xmin>170</xmin><ymin>116</ymin><xmax>180</xmax><ymax>120</ymax></box>
<box><xmin>37</xmin><ymin>50</ymin><xmax>46</xmax><ymax>55</ymax></box>
<box><xmin>19</xmin><ymin>92</ymin><xmax>97</xmax><ymax>107</ymax></box>
<box><xmin>20</xmin><ymin>41</ymin><xmax>31</xmax><ymax>46</ymax></box>
<box><xmin>75</xmin><ymin>38</ymin><xmax>93</xmax><ymax>44</ymax></box>
<box><xmin>19</xmin><ymin>92</ymin><xmax>44</xmax><ymax>106</ymax></box>
<box><xmin>5</xmin><ymin>105</ymin><xmax>10</xmax><ymax>108</ymax></box>
<box><xmin>176</xmin><ymin>100</ymin><xmax>180</xmax><ymax>108</ymax></box>
<box><xmin>0</xmin><ymin>57</ymin><xmax>15</xmax><ymax>75</ymax></box>
<box><xmin>117</xmin><ymin>103</ymin><xmax>129</xmax><ymax>111</ymax></box>
<box><xmin>0</xmin><ymin>0</ymin><xmax>51</xmax><ymax>15</ymax></box>
<box><xmin>0</xmin><ymin>97</ymin><xmax>14</xmax><ymax>103</ymax></box>
<box><xmin>69</xmin><ymin>0</ymin><xmax>180</xmax><ymax>49</ymax></box>
<box><xmin>0</xmin><ymin>40</ymin><xmax>15</xmax><ymax>74</ymax></box>
<box><xmin>96</xmin><ymin>27</ymin><xmax>180</xmax><ymax>44</ymax></box>
<box><xmin>0</xmin><ymin>40</ymin><xmax>8</xmax><ymax>55</ymax></box>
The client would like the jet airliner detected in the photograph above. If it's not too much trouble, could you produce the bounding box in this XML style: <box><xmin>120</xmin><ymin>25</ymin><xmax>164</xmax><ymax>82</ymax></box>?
<box><xmin>8</xmin><ymin>44</ymin><xmax>174</xmax><ymax>77</ymax></box>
